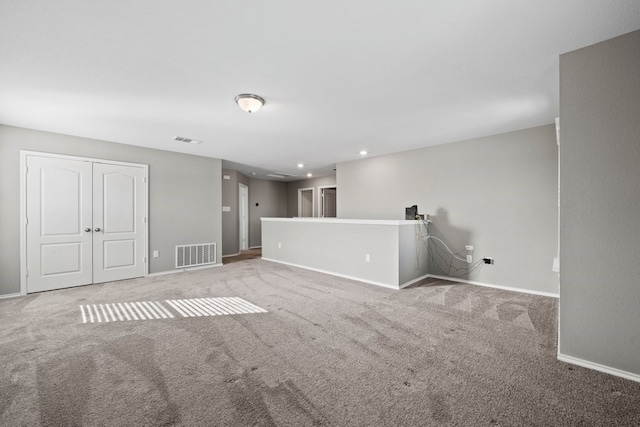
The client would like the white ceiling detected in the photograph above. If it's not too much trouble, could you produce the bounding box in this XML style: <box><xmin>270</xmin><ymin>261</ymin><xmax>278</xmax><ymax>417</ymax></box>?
<box><xmin>2</xmin><ymin>1</ymin><xmax>640</xmax><ymax>180</ymax></box>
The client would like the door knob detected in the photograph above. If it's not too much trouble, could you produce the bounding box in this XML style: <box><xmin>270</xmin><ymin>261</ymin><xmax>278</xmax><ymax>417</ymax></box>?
<box><xmin>85</xmin><ymin>228</ymin><xmax>91</xmax><ymax>232</ymax></box>
<box><xmin>94</xmin><ymin>227</ymin><xmax>101</xmax><ymax>232</ymax></box>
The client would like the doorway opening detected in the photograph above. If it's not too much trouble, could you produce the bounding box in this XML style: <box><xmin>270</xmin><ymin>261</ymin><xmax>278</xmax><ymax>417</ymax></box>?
<box><xmin>297</xmin><ymin>188</ymin><xmax>314</xmax><ymax>217</ymax></box>
<box><xmin>319</xmin><ymin>186</ymin><xmax>337</xmax><ymax>218</ymax></box>
<box><xmin>239</xmin><ymin>183</ymin><xmax>249</xmax><ymax>251</ymax></box>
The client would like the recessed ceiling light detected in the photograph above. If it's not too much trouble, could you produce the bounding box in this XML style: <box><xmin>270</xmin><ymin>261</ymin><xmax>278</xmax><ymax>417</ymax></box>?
<box><xmin>307</xmin><ymin>173</ymin><xmax>312</xmax><ymax>177</ymax></box>
<box><xmin>360</xmin><ymin>150</ymin><xmax>368</xmax><ymax>155</ymax></box>
<box><xmin>297</xmin><ymin>163</ymin><xmax>304</xmax><ymax>168</ymax></box>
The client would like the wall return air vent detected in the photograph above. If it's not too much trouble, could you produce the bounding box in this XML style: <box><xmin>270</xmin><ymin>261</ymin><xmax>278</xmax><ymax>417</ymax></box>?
<box><xmin>176</xmin><ymin>243</ymin><xmax>216</xmax><ymax>268</ymax></box>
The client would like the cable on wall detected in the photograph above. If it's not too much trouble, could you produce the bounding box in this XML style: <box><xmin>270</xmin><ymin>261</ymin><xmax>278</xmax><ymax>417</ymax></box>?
<box><xmin>419</xmin><ymin>217</ymin><xmax>485</xmax><ymax>278</ymax></box>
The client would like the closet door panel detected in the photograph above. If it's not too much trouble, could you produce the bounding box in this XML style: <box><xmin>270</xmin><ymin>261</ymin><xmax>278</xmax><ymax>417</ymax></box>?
<box><xmin>92</xmin><ymin>163</ymin><xmax>146</xmax><ymax>284</ymax></box>
<box><xmin>26</xmin><ymin>156</ymin><xmax>93</xmax><ymax>293</ymax></box>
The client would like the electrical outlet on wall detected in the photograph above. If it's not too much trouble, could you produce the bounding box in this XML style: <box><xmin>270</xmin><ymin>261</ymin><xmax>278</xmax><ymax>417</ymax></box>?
<box><xmin>466</xmin><ymin>254</ymin><xmax>473</xmax><ymax>263</ymax></box>
<box><xmin>465</xmin><ymin>245</ymin><xmax>473</xmax><ymax>251</ymax></box>
<box><xmin>153</xmin><ymin>250</ymin><xmax>159</xmax><ymax>258</ymax></box>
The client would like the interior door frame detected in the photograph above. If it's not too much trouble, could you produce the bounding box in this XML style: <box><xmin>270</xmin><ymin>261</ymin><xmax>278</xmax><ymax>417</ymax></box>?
<box><xmin>297</xmin><ymin>187</ymin><xmax>315</xmax><ymax>217</ymax></box>
<box><xmin>19</xmin><ymin>150</ymin><xmax>149</xmax><ymax>296</ymax></box>
<box><xmin>239</xmin><ymin>183</ymin><xmax>249</xmax><ymax>251</ymax></box>
<box><xmin>318</xmin><ymin>185</ymin><xmax>337</xmax><ymax>218</ymax></box>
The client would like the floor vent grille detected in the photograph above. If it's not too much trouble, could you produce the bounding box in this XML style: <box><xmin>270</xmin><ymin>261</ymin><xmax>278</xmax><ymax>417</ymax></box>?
<box><xmin>176</xmin><ymin>243</ymin><xmax>216</xmax><ymax>268</ymax></box>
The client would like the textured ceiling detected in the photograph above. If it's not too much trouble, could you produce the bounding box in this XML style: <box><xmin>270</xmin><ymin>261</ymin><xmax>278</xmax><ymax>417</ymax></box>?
<box><xmin>1</xmin><ymin>1</ymin><xmax>640</xmax><ymax>180</ymax></box>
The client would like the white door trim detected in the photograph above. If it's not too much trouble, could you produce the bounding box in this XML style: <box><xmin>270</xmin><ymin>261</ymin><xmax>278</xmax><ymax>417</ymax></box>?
<box><xmin>239</xmin><ymin>183</ymin><xmax>249</xmax><ymax>251</ymax></box>
<box><xmin>20</xmin><ymin>150</ymin><xmax>149</xmax><ymax>295</ymax></box>
<box><xmin>318</xmin><ymin>185</ymin><xmax>337</xmax><ymax>218</ymax></box>
<box><xmin>297</xmin><ymin>187</ymin><xmax>315</xmax><ymax>217</ymax></box>
<box><xmin>20</xmin><ymin>152</ymin><xmax>28</xmax><ymax>296</ymax></box>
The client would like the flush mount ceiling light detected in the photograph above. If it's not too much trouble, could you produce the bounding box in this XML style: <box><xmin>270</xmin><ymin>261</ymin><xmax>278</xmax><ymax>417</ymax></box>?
<box><xmin>235</xmin><ymin>94</ymin><xmax>264</xmax><ymax>113</ymax></box>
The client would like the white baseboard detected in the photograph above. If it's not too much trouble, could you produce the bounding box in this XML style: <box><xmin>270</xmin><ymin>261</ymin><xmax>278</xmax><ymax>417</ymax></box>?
<box><xmin>261</xmin><ymin>257</ymin><xmax>400</xmax><ymax>290</ymax></box>
<box><xmin>557</xmin><ymin>353</ymin><xmax>640</xmax><ymax>383</ymax></box>
<box><xmin>0</xmin><ymin>292</ymin><xmax>21</xmax><ymax>300</ymax></box>
<box><xmin>427</xmin><ymin>274</ymin><xmax>559</xmax><ymax>298</ymax></box>
<box><xmin>249</xmin><ymin>246</ymin><xmax>262</xmax><ymax>250</ymax></box>
<box><xmin>147</xmin><ymin>263</ymin><xmax>223</xmax><ymax>277</ymax></box>
<box><xmin>399</xmin><ymin>273</ymin><xmax>430</xmax><ymax>289</ymax></box>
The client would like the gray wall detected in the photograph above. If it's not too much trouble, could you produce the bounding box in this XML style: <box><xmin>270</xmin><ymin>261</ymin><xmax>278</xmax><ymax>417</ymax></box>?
<box><xmin>221</xmin><ymin>169</ymin><xmax>238</xmax><ymax>256</ymax></box>
<box><xmin>286</xmin><ymin>176</ymin><xmax>337</xmax><ymax>217</ymax></box>
<box><xmin>0</xmin><ymin>125</ymin><xmax>222</xmax><ymax>296</ymax></box>
<box><xmin>262</xmin><ymin>219</ymin><xmax>428</xmax><ymax>289</ymax></box>
<box><xmin>221</xmin><ymin>169</ymin><xmax>247</xmax><ymax>256</ymax></box>
<box><xmin>249</xmin><ymin>178</ymin><xmax>287</xmax><ymax>248</ymax></box>
<box><xmin>337</xmin><ymin>125</ymin><xmax>558</xmax><ymax>295</ymax></box>
<box><xmin>559</xmin><ymin>30</ymin><xmax>640</xmax><ymax>376</ymax></box>
<box><xmin>222</xmin><ymin>170</ymin><xmax>287</xmax><ymax>254</ymax></box>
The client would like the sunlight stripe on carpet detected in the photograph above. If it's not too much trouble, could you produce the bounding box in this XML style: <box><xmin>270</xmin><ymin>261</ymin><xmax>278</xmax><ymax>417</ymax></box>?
<box><xmin>165</xmin><ymin>297</ymin><xmax>267</xmax><ymax>318</ymax></box>
<box><xmin>80</xmin><ymin>297</ymin><xmax>266</xmax><ymax>323</ymax></box>
<box><xmin>80</xmin><ymin>301</ymin><xmax>174</xmax><ymax>323</ymax></box>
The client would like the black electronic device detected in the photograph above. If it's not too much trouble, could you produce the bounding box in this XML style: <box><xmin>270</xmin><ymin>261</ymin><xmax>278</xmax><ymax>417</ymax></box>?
<box><xmin>405</xmin><ymin>205</ymin><xmax>418</xmax><ymax>220</ymax></box>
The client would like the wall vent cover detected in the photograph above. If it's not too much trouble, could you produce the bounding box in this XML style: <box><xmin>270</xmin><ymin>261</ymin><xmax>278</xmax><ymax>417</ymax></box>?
<box><xmin>176</xmin><ymin>243</ymin><xmax>216</xmax><ymax>268</ymax></box>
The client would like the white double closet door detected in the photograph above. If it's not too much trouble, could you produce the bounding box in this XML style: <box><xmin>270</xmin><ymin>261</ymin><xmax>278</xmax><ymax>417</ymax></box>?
<box><xmin>25</xmin><ymin>154</ymin><xmax>147</xmax><ymax>293</ymax></box>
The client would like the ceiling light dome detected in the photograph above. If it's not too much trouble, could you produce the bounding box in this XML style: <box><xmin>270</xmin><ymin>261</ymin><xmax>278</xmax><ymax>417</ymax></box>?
<box><xmin>235</xmin><ymin>94</ymin><xmax>264</xmax><ymax>113</ymax></box>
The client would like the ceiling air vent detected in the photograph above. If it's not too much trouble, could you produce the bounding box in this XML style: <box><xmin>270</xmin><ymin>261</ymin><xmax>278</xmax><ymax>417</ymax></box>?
<box><xmin>173</xmin><ymin>136</ymin><xmax>203</xmax><ymax>144</ymax></box>
<box><xmin>267</xmin><ymin>172</ymin><xmax>298</xmax><ymax>179</ymax></box>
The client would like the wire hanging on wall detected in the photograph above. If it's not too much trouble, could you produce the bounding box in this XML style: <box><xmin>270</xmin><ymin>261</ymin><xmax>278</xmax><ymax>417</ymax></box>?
<box><xmin>419</xmin><ymin>217</ymin><xmax>484</xmax><ymax>278</ymax></box>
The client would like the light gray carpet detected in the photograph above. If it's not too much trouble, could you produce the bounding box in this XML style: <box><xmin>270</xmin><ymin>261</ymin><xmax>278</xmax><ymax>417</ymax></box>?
<box><xmin>1</xmin><ymin>259</ymin><xmax>639</xmax><ymax>426</ymax></box>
